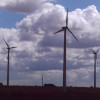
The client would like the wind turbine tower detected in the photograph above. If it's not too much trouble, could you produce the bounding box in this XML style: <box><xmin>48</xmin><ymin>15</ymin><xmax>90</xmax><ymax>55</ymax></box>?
<box><xmin>41</xmin><ymin>73</ymin><xmax>44</xmax><ymax>86</ymax></box>
<box><xmin>3</xmin><ymin>39</ymin><xmax>16</xmax><ymax>86</ymax></box>
<box><xmin>54</xmin><ymin>9</ymin><xmax>78</xmax><ymax>92</ymax></box>
<box><xmin>91</xmin><ymin>48</ymin><xmax>99</xmax><ymax>88</ymax></box>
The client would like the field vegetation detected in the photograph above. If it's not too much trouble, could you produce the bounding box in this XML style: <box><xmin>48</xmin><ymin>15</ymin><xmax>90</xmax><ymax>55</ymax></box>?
<box><xmin>0</xmin><ymin>86</ymin><xmax>100</xmax><ymax>100</ymax></box>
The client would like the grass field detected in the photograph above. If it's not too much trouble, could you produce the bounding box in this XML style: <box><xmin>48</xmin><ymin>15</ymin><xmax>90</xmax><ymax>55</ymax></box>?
<box><xmin>0</xmin><ymin>86</ymin><xmax>100</xmax><ymax>100</ymax></box>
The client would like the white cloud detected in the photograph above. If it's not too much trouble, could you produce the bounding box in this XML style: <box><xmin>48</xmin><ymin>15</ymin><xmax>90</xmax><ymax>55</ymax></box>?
<box><xmin>0</xmin><ymin>0</ymin><xmax>46</xmax><ymax>13</ymax></box>
<box><xmin>16</xmin><ymin>3</ymin><xmax>66</xmax><ymax>40</ymax></box>
<box><xmin>1</xmin><ymin>4</ymin><xmax>100</xmax><ymax>72</ymax></box>
<box><xmin>0</xmin><ymin>0</ymin><xmax>56</xmax><ymax>13</ymax></box>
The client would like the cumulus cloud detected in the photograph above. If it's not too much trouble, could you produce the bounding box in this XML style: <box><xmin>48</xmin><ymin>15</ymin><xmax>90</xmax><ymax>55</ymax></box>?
<box><xmin>0</xmin><ymin>0</ymin><xmax>55</xmax><ymax>13</ymax></box>
<box><xmin>16</xmin><ymin>4</ymin><xmax>100</xmax><ymax>67</ymax></box>
<box><xmin>1</xmin><ymin>4</ymin><xmax>100</xmax><ymax>72</ymax></box>
<box><xmin>68</xmin><ymin>5</ymin><xmax>100</xmax><ymax>48</ymax></box>
<box><xmin>67</xmin><ymin>67</ymin><xmax>96</xmax><ymax>87</ymax></box>
<box><xmin>16</xmin><ymin>4</ymin><xmax>100</xmax><ymax>49</ymax></box>
<box><xmin>16</xmin><ymin>3</ymin><xmax>65</xmax><ymax>40</ymax></box>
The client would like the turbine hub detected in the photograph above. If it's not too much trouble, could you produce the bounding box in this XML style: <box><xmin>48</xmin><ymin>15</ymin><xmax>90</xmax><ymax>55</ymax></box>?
<box><xmin>62</xmin><ymin>27</ymin><xmax>67</xmax><ymax>30</ymax></box>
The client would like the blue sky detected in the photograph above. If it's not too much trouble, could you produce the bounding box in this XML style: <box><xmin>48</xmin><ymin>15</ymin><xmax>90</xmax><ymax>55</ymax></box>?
<box><xmin>55</xmin><ymin>0</ymin><xmax>100</xmax><ymax>11</ymax></box>
<box><xmin>0</xmin><ymin>9</ymin><xmax>26</xmax><ymax>28</ymax></box>
<box><xmin>0</xmin><ymin>0</ymin><xmax>100</xmax><ymax>87</ymax></box>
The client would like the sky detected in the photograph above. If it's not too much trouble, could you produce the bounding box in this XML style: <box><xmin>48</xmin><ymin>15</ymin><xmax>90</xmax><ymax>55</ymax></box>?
<box><xmin>1</xmin><ymin>0</ymin><xmax>100</xmax><ymax>87</ymax></box>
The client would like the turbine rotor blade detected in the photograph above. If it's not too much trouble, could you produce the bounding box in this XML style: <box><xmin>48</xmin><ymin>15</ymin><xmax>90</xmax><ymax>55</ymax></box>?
<box><xmin>66</xmin><ymin>8</ymin><xmax>68</xmax><ymax>27</ymax></box>
<box><xmin>90</xmin><ymin>49</ymin><xmax>95</xmax><ymax>54</ymax></box>
<box><xmin>3</xmin><ymin>39</ymin><xmax>9</xmax><ymax>48</ymax></box>
<box><xmin>67</xmin><ymin>28</ymin><xmax>78</xmax><ymax>41</ymax></box>
<box><xmin>96</xmin><ymin>48</ymin><xmax>100</xmax><ymax>53</ymax></box>
<box><xmin>54</xmin><ymin>29</ymin><xmax>64</xmax><ymax>34</ymax></box>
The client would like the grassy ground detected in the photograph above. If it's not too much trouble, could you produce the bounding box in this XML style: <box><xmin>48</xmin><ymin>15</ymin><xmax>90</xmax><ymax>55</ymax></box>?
<box><xmin>0</xmin><ymin>86</ymin><xmax>100</xmax><ymax>100</ymax></box>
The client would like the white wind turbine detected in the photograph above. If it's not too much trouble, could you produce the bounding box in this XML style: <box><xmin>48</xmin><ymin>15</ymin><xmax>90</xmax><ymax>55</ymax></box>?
<box><xmin>54</xmin><ymin>8</ymin><xmax>78</xmax><ymax>92</ymax></box>
<box><xmin>91</xmin><ymin>48</ymin><xmax>100</xmax><ymax>88</ymax></box>
<box><xmin>3</xmin><ymin>39</ymin><xmax>17</xmax><ymax>86</ymax></box>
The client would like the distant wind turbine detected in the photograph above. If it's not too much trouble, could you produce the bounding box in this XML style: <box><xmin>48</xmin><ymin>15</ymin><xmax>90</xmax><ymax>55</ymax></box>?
<box><xmin>54</xmin><ymin>8</ymin><xmax>78</xmax><ymax>92</ymax></box>
<box><xmin>91</xmin><ymin>48</ymin><xmax>100</xmax><ymax>88</ymax></box>
<box><xmin>41</xmin><ymin>73</ymin><xmax>44</xmax><ymax>86</ymax></box>
<box><xmin>3</xmin><ymin>39</ymin><xmax>17</xmax><ymax>86</ymax></box>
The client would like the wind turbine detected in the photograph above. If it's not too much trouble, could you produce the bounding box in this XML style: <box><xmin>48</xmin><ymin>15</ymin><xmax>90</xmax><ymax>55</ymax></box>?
<box><xmin>91</xmin><ymin>48</ymin><xmax>100</xmax><ymax>88</ymax></box>
<box><xmin>54</xmin><ymin>8</ymin><xmax>78</xmax><ymax>92</ymax></box>
<box><xmin>3</xmin><ymin>39</ymin><xmax>16</xmax><ymax>86</ymax></box>
<box><xmin>41</xmin><ymin>73</ymin><xmax>44</xmax><ymax>86</ymax></box>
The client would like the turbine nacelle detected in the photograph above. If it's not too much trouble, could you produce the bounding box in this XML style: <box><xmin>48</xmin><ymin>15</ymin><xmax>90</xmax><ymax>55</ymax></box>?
<box><xmin>91</xmin><ymin>48</ymin><xmax>100</xmax><ymax>54</ymax></box>
<box><xmin>3</xmin><ymin>39</ymin><xmax>17</xmax><ymax>50</ymax></box>
<box><xmin>93</xmin><ymin>52</ymin><xmax>97</xmax><ymax>54</ymax></box>
<box><xmin>91</xmin><ymin>48</ymin><xmax>100</xmax><ymax>61</ymax></box>
<box><xmin>7</xmin><ymin>47</ymin><xmax>17</xmax><ymax>49</ymax></box>
<box><xmin>62</xmin><ymin>27</ymin><xmax>68</xmax><ymax>30</ymax></box>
